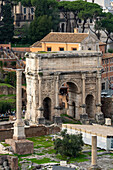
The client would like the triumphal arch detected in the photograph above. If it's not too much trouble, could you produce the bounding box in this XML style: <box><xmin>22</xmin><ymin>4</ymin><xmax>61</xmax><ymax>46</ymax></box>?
<box><xmin>25</xmin><ymin>51</ymin><xmax>104</xmax><ymax>124</ymax></box>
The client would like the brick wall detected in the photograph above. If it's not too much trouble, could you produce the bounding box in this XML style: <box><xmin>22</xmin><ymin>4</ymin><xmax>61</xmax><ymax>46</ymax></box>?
<box><xmin>0</xmin><ymin>44</ymin><xmax>11</xmax><ymax>49</ymax></box>
<box><xmin>101</xmin><ymin>97</ymin><xmax>113</xmax><ymax>118</ymax></box>
<box><xmin>12</xmin><ymin>47</ymin><xmax>30</xmax><ymax>52</ymax></box>
<box><xmin>0</xmin><ymin>125</ymin><xmax>60</xmax><ymax>141</ymax></box>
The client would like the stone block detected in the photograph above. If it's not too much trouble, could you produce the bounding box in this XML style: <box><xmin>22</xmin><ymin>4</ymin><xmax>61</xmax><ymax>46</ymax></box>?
<box><xmin>60</xmin><ymin>161</ymin><xmax>67</xmax><ymax>167</ymax></box>
<box><xmin>38</xmin><ymin>118</ymin><xmax>45</xmax><ymax>124</ymax></box>
<box><xmin>53</xmin><ymin>116</ymin><xmax>62</xmax><ymax>124</ymax></box>
<box><xmin>5</xmin><ymin>139</ymin><xmax>34</xmax><ymax>155</ymax></box>
<box><xmin>95</xmin><ymin>113</ymin><xmax>104</xmax><ymax>124</ymax></box>
<box><xmin>80</xmin><ymin>114</ymin><xmax>88</xmax><ymax>120</ymax></box>
<box><xmin>0</xmin><ymin>155</ymin><xmax>7</xmax><ymax>165</ymax></box>
<box><xmin>105</xmin><ymin>118</ymin><xmax>111</xmax><ymax>126</ymax></box>
<box><xmin>88</xmin><ymin>165</ymin><xmax>102</xmax><ymax>170</ymax></box>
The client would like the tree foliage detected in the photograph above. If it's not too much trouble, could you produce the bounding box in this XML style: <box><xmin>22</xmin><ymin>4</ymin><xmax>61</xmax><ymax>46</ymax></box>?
<box><xmin>0</xmin><ymin>3</ymin><xmax>14</xmax><ymax>43</ymax></box>
<box><xmin>54</xmin><ymin>129</ymin><xmax>84</xmax><ymax>157</ymax></box>
<box><xmin>21</xmin><ymin>0</ymin><xmax>59</xmax><ymax>43</ymax></box>
<box><xmin>29</xmin><ymin>15</ymin><xmax>52</xmax><ymax>44</ymax></box>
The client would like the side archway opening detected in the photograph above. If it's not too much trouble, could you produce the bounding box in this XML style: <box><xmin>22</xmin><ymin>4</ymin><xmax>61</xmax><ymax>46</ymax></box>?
<box><xmin>86</xmin><ymin>94</ymin><xmax>95</xmax><ymax>118</ymax></box>
<box><xmin>43</xmin><ymin>97</ymin><xmax>51</xmax><ymax>120</ymax></box>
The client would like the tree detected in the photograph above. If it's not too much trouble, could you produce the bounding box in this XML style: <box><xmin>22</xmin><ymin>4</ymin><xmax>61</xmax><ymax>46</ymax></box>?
<box><xmin>21</xmin><ymin>0</ymin><xmax>59</xmax><ymax>43</ymax></box>
<box><xmin>101</xmin><ymin>13</ymin><xmax>113</xmax><ymax>45</ymax></box>
<box><xmin>0</xmin><ymin>3</ymin><xmax>14</xmax><ymax>43</ymax></box>
<box><xmin>78</xmin><ymin>2</ymin><xmax>102</xmax><ymax>32</ymax></box>
<box><xmin>58</xmin><ymin>1</ymin><xmax>71</xmax><ymax>32</ymax></box>
<box><xmin>54</xmin><ymin>129</ymin><xmax>84</xmax><ymax>157</ymax></box>
<box><xmin>29</xmin><ymin>15</ymin><xmax>52</xmax><ymax>44</ymax></box>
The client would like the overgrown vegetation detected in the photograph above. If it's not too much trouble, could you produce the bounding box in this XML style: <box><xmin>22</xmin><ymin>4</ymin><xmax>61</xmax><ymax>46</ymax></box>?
<box><xmin>108</xmin><ymin>49</ymin><xmax>113</xmax><ymax>53</ymax></box>
<box><xmin>54</xmin><ymin>130</ymin><xmax>84</xmax><ymax>157</ymax></box>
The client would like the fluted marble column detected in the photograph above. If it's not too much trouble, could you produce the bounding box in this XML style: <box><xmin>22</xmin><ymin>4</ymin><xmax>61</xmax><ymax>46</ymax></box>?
<box><xmin>80</xmin><ymin>73</ymin><xmax>88</xmax><ymax>120</ymax></box>
<box><xmin>54</xmin><ymin>75</ymin><xmax>62</xmax><ymax>124</ymax></box>
<box><xmin>37</xmin><ymin>75</ymin><xmax>45</xmax><ymax>124</ymax></box>
<box><xmin>13</xmin><ymin>69</ymin><xmax>25</xmax><ymax>140</ymax></box>
<box><xmin>95</xmin><ymin>71</ymin><xmax>104</xmax><ymax>124</ymax></box>
<box><xmin>55</xmin><ymin>75</ymin><xmax>60</xmax><ymax>116</ymax></box>
<box><xmin>97</xmin><ymin>71</ymin><xmax>101</xmax><ymax>113</ymax></box>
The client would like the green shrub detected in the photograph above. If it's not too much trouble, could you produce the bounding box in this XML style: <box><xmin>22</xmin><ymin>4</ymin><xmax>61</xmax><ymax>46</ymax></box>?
<box><xmin>108</xmin><ymin>49</ymin><xmax>113</xmax><ymax>53</ymax></box>
<box><xmin>4</xmin><ymin>62</ymin><xmax>7</xmax><ymax>67</ymax></box>
<box><xmin>54</xmin><ymin>129</ymin><xmax>84</xmax><ymax>157</ymax></box>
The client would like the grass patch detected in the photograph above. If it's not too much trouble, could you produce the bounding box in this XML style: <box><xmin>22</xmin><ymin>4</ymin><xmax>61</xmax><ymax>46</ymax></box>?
<box><xmin>61</xmin><ymin>113</ymin><xmax>82</xmax><ymax>124</ymax></box>
<box><xmin>0</xmin><ymin>99</ymin><xmax>15</xmax><ymax>103</ymax></box>
<box><xmin>0</xmin><ymin>94</ymin><xmax>16</xmax><ymax>98</ymax></box>
<box><xmin>56</xmin><ymin>153</ymin><xmax>88</xmax><ymax>163</ymax></box>
<box><xmin>1</xmin><ymin>142</ymin><xmax>10</xmax><ymax>147</ymax></box>
<box><xmin>26</xmin><ymin>157</ymin><xmax>51</xmax><ymax>164</ymax></box>
<box><xmin>27</xmin><ymin>136</ymin><xmax>54</xmax><ymax>149</ymax></box>
<box><xmin>0</xmin><ymin>83</ymin><xmax>14</xmax><ymax>88</ymax></box>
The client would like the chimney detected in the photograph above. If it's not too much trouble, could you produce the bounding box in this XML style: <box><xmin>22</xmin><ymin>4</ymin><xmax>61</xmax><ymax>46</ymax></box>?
<box><xmin>74</xmin><ymin>28</ymin><xmax>78</xmax><ymax>33</ymax></box>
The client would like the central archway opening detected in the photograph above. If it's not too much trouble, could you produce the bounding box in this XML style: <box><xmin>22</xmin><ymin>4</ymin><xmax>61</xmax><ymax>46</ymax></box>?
<box><xmin>59</xmin><ymin>82</ymin><xmax>78</xmax><ymax>118</ymax></box>
<box><xmin>43</xmin><ymin>97</ymin><xmax>51</xmax><ymax>120</ymax></box>
<box><xmin>86</xmin><ymin>94</ymin><xmax>94</xmax><ymax>118</ymax></box>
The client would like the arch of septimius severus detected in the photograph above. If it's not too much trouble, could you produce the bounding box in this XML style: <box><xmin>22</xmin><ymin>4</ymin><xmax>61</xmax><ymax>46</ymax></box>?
<box><xmin>25</xmin><ymin>51</ymin><xmax>104</xmax><ymax>124</ymax></box>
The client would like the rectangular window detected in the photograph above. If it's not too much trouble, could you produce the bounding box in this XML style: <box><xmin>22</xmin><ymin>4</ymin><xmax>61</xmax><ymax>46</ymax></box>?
<box><xmin>110</xmin><ymin>67</ymin><xmax>112</xmax><ymax>71</ymax></box>
<box><xmin>31</xmin><ymin>7</ymin><xmax>34</xmax><ymax>14</ymax></box>
<box><xmin>107</xmin><ymin>67</ymin><xmax>108</xmax><ymax>72</ymax></box>
<box><xmin>102</xmin><ymin>60</ymin><xmax>104</xmax><ymax>65</ymax></box>
<box><xmin>111</xmin><ymin>139</ymin><xmax>113</xmax><ymax>148</ymax></box>
<box><xmin>72</xmin><ymin>48</ymin><xmax>77</xmax><ymax>51</ymax></box>
<box><xmin>24</xmin><ymin>8</ymin><xmax>26</xmax><ymax>14</ymax></box>
<box><xmin>59</xmin><ymin>47</ymin><xmax>64</xmax><ymax>51</ymax></box>
<box><xmin>47</xmin><ymin>47</ymin><xmax>51</xmax><ymax>51</ymax></box>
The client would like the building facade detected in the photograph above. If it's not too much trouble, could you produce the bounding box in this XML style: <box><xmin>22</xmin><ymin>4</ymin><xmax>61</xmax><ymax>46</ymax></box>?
<box><xmin>30</xmin><ymin>31</ymin><xmax>100</xmax><ymax>52</ymax></box>
<box><xmin>0</xmin><ymin>1</ymin><xmax>35</xmax><ymax>28</ymax></box>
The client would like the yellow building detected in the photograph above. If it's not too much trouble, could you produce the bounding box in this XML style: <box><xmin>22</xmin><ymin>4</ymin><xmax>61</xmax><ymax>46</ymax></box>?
<box><xmin>30</xmin><ymin>31</ymin><xmax>100</xmax><ymax>52</ymax></box>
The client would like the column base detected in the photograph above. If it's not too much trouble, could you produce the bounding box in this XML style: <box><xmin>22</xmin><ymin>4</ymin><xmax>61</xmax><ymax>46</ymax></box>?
<box><xmin>88</xmin><ymin>165</ymin><xmax>102</xmax><ymax>170</ymax></box>
<box><xmin>80</xmin><ymin>113</ymin><xmax>89</xmax><ymax>125</ymax></box>
<box><xmin>53</xmin><ymin>116</ymin><xmax>62</xmax><ymax>124</ymax></box>
<box><xmin>13</xmin><ymin>121</ymin><xmax>26</xmax><ymax>140</ymax></box>
<box><xmin>95</xmin><ymin>112</ymin><xmax>104</xmax><ymax>124</ymax></box>
<box><xmin>80</xmin><ymin>113</ymin><xmax>88</xmax><ymax>120</ymax></box>
<box><xmin>37</xmin><ymin>117</ymin><xmax>45</xmax><ymax>124</ymax></box>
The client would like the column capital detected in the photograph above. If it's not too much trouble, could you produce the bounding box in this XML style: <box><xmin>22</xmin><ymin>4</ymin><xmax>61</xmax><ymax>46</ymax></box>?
<box><xmin>82</xmin><ymin>73</ymin><xmax>86</xmax><ymax>80</ymax></box>
<box><xmin>97</xmin><ymin>71</ymin><xmax>101</xmax><ymax>79</ymax></box>
<box><xmin>16</xmin><ymin>69</ymin><xmax>23</xmax><ymax>77</ymax></box>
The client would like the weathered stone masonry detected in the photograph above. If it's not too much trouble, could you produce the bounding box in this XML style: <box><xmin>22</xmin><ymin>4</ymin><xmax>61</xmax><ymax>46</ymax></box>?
<box><xmin>25</xmin><ymin>51</ymin><xmax>104</xmax><ymax>124</ymax></box>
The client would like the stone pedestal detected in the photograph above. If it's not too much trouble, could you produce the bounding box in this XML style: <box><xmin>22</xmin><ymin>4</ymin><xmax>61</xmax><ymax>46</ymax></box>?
<box><xmin>38</xmin><ymin>117</ymin><xmax>45</xmax><ymax>124</ymax></box>
<box><xmin>80</xmin><ymin>113</ymin><xmax>88</xmax><ymax>120</ymax></box>
<box><xmin>13</xmin><ymin>122</ymin><xmax>25</xmax><ymax>140</ymax></box>
<box><xmin>5</xmin><ymin>139</ymin><xmax>34</xmax><ymax>155</ymax></box>
<box><xmin>54</xmin><ymin>106</ymin><xmax>62</xmax><ymax>124</ymax></box>
<box><xmin>95</xmin><ymin>112</ymin><xmax>104</xmax><ymax>124</ymax></box>
<box><xmin>37</xmin><ymin>107</ymin><xmax>45</xmax><ymax>124</ymax></box>
<box><xmin>53</xmin><ymin>116</ymin><xmax>62</xmax><ymax>124</ymax></box>
<box><xmin>105</xmin><ymin>118</ymin><xmax>111</xmax><ymax>126</ymax></box>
